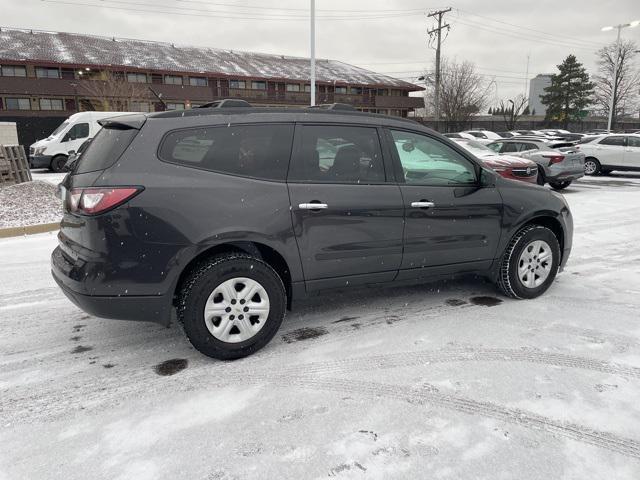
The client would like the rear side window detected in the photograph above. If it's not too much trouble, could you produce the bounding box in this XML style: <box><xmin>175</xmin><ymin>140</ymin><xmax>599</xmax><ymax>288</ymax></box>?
<box><xmin>158</xmin><ymin>124</ymin><xmax>294</xmax><ymax>181</ymax></box>
<box><xmin>599</xmin><ymin>136</ymin><xmax>626</xmax><ymax>146</ymax></box>
<box><xmin>75</xmin><ymin>126</ymin><xmax>138</xmax><ymax>174</ymax></box>
<box><xmin>578</xmin><ymin>136</ymin><xmax>597</xmax><ymax>144</ymax></box>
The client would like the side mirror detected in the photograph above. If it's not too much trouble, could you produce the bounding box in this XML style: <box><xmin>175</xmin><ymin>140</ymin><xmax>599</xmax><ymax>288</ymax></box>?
<box><xmin>480</xmin><ymin>168</ymin><xmax>497</xmax><ymax>187</ymax></box>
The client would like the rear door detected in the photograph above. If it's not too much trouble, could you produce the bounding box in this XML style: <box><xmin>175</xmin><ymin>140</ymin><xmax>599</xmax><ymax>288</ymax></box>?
<box><xmin>595</xmin><ymin>135</ymin><xmax>626</xmax><ymax>166</ymax></box>
<box><xmin>624</xmin><ymin>136</ymin><xmax>640</xmax><ymax>169</ymax></box>
<box><xmin>386</xmin><ymin>128</ymin><xmax>503</xmax><ymax>276</ymax></box>
<box><xmin>287</xmin><ymin>123</ymin><xmax>404</xmax><ymax>290</ymax></box>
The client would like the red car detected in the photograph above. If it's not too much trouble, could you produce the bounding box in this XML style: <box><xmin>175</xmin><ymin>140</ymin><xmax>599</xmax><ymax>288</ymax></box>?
<box><xmin>452</xmin><ymin>138</ymin><xmax>538</xmax><ymax>184</ymax></box>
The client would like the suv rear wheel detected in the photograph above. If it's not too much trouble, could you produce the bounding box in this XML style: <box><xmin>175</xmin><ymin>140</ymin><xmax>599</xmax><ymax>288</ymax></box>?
<box><xmin>178</xmin><ymin>253</ymin><xmax>286</xmax><ymax>360</ymax></box>
<box><xmin>497</xmin><ymin>225</ymin><xmax>560</xmax><ymax>299</ymax></box>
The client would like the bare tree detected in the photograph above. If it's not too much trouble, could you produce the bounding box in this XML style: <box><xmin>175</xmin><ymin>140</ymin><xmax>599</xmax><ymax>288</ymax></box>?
<box><xmin>593</xmin><ymin>40</ymin><xmax>640</xmax><ymax>128</ymax></box>
<box><xmin>423</xmin><ymin>58</ymin><xmax>493</xmax><ymax>130</ymax></box>
<box><xmin>500</xmin><ymin>95</ymin><xmax>529</xmax><ymax>130</ymax></box>
<box><xmin>79</xmin><ymin>71</ymin><xmax>149</xmax><ymax>111</ymax></box>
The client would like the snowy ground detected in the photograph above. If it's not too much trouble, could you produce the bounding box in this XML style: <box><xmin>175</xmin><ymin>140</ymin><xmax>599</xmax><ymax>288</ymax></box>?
<box><xmin>1</xmin><ymin>174</ymin><xmax>640</xmax><ymax>479</ymax></box>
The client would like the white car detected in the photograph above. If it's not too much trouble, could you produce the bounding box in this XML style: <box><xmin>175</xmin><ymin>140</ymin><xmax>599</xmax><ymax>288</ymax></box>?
<box><xmin>578</xmin><ymin>134</ymin><xmax>640</xmax><ymax>175</ymax></box>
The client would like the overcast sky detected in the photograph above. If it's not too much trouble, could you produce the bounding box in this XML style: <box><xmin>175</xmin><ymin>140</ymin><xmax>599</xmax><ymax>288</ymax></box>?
<box><xmin>1</xmin><ymin>0</ymin><xmax>638</xmax><ymax>102</ymax></box>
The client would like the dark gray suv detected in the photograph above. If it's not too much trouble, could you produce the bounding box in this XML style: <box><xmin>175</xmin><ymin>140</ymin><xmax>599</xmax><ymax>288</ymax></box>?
<box><xmin>52</xmin><ymin>105</ymin><xmax>573</xmax><ymax>359</ymax></box>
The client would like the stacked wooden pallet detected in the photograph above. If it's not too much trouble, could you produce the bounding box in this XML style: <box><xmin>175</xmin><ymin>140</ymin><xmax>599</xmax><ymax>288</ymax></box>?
<box><xmin>0</xmin><ymin>145</ymin><xmax>32</xmax><ymax>187</ymax></box>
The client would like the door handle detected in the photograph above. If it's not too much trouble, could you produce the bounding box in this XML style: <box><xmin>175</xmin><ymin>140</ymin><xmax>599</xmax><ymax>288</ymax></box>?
<box><xmin>299</xmin><ymin>202</ymin><xmax>328</xmax><ymax>210</ymax></box>
<box><xmin>411</xmin><ymin>201</ymin><xmax>436</xmax><ymax>209</ymax></box>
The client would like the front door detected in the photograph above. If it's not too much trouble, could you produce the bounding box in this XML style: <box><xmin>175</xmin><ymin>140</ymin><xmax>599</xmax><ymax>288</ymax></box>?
<box><xmin>287</xmin><ymin>124</ymin><xmax>404</xmax><ymax>290</ymax></box>
<box><xmin>386</xmin><ymin>129</ymin><xmax>503</xmax><ymax>276</ymax></box>
<box><xmin>595</xmin><ymin>135</ymin><xmax>626</xmax><ymax>167</ymax></box>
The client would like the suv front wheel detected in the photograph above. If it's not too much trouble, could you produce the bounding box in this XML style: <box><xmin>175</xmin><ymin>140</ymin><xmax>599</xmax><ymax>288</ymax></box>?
<box><xmin>497</xmin><ymin>225</ymin><xmax>560</xmax><ymax>299</ymax></box>
<box><xmin>178</xmin><ymin>253</ymin><xmax>286</xmax><ymax>360</ymax></box>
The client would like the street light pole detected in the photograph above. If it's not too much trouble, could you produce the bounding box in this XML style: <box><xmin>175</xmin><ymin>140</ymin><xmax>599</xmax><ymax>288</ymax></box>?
<box><xmin>310</xmin><ymin>0</ymin><xmax>316</xmax><ymax>107</ymax></box>
<box><xmin>602</xmin><ymin>20</ymin><xmax>639</xmax><ymax>132</ymax></box>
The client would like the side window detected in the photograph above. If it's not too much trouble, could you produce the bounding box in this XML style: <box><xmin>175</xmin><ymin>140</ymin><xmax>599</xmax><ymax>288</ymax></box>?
<box><xmin>158</xmin><ymin>124</ymin><xmax>294</xmax><ymax>181</ymax></box>
<box><xmin>519</xmin><ymin>142</ymin><xmax>538</xmax><ymax>151</ymax></box>
<box><xmin>627</xmin><ymin>137</ymin><xmax>640</xmax><ymax>148</ymax></box>
<box><xmin>486</xmin><ymin>142</ymin><xmax>502</xmax><ymax>152</ymax></box>
<box><xmin>390</xmin><ymin>130</ymin><xmax>476</xmax><ymax>185</ymax></box>
<box><xmin>62</xmin><ymin>123</ymin><xmax>89</xmax><ymax>142</ymax></box>
<box><xmin>600</xmin><ymin>136</ymin><xmax>626</xmax><ymax>146</ymax></box>
<box><xmin>288</xmin><ymin>125</ymin><xmax>385</xmax><ymax>184</ymax></box>
<box><xmin>501</xmin><ymin>142</ymin><xmax>519</xmax><ymax>153</ymax></box>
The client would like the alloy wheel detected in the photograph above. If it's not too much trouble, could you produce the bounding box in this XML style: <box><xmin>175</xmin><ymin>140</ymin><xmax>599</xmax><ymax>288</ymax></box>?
<box><xmin>517</xmin><ymin>240</ymin><xmax>553</xmax><ymax>288</ymax></box>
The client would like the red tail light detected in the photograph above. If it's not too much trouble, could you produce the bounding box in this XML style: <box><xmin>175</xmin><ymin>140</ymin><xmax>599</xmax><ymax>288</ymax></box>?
<box><xmin>542</xmin><ymin>154</ymin><xmax>565</xmax><ymax>165</ymax></box>
<box><xmin>67</xmin><ymin>187</ymin><xmax>142</xmax><ymax>215</ymax></box>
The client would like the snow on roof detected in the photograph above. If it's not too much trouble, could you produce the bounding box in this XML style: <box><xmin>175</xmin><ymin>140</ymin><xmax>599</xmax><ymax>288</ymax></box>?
<box><xmin>0</xmin><ymin>28</ymin><xmax>422</xmax><ymax>90</ymax></box>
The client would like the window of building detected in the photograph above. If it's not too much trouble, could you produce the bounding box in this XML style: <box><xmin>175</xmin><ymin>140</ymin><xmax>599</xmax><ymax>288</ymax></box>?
<box><xmin>131</xmin><ymin>101</ymin><xmax>151</xmax><ymax>112</ymax></box>
<box><xmin>166</xmin><ymin>103</ymin><xmax>185</xmax><ymax>110</ymax></box>
<box><xmin>251</xmin><ymin>81</ymin><xmax>266</xmax><ymax>90</ymax></box>
<box><xmin>39</xmin><ymin>98</ymin><xmax>64</xmax><ymax>111</ymax></box>
<box><xmin>390</xmin><ymin>89</ymin><xmax>402</xmax><ymax>97</ymax></box>
<box><xmin>127</xmin><ymin>73</ymin><xmax>148</xmax><ymax>83</ymax></box>
<box><xmin>35</xmin><ymin>67</ymin><xmax>60</xmax><ymax>79</ymax></box>
<box><xmin>288</xmin><ymin>125</ymin><xmax>385</xmax><ymax>184</ymax></box>
<box><xmin>304</xmin><ymin>84</ymin><xmax>312</xmax><ymax>93</ymax></box>
<box><xmin>164</xmin><ymin>75</ymin><xmax>183</xmax><ymax>85</ymax></box>
<box><xmin>350</xmin><ymin>87</ymin><xmax>363</xmax><ymax>95</ymax></box>
<box><xmin>286</xmin><ymin>84</ymin><xmax>301</xmax><ymax>92</ymax></box>
<box><xmin>376</xmin><ymin>89</ymin><xmax>387</xmax><ymax>96</ymax></box>
<box><xmin>390</xmin><ymin>130</ymin><xmax>476</xmax><ymax>186</ymax></box>
<box><xmin>334</xmin><ymin>86</ymin><xmax>347</xmax><ymax>94</ymax></box>
<box><xmin>158</xmin><ymin>124</ymin><xmax>294</xmax><ymax>181</ymax></box>
<box><xmin>230</xmin><ymin>79</ymin><xmax>246</xmax><ymax>89</ymax></box>
<box><xmin>5</xmin><ymin>98</ymin><xmax>31</xmax><ymax>110</ymax></box>
<box><xmin>189</xmin><ymin>76</ymin><xmax>208</xmax><ymax>87</ymax></box>
<box><xmin>1</xmin><ymin>65</ymin><xmax>27</xmax><ymax>77</ymax></box>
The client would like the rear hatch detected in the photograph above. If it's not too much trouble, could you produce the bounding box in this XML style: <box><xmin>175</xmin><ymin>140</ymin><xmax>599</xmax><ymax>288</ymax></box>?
<box><xmin>552</xmin><ymin>142</ymin><xmax>585</xmax><ymax>168</ymax></box>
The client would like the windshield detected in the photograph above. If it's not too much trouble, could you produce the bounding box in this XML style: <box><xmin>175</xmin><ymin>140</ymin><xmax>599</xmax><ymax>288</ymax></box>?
<box><xmin>457</xmin><ymin>140</ymin><xmax>496</xmax><ymax>157</ymax></box>
<box><xmin>50</xmin><ymin>121</ymin><xmax>70</xmax><ymax>138</ymax></box>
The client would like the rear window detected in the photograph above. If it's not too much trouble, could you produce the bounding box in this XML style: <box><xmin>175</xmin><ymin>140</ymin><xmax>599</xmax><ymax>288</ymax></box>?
<box><xmin>578</xmin><ymin>136</ymin><xmax>597</xmax><ymax>144</ymax></box>
<box><xmin>75</xmin><ymin>126</ymin><xmax>139</xmax><ymax>174</ymax></box>
<box><xmin>158</xmin><ymin>124</ymin><xmax>294</xmax><ymax>181</ymax></box>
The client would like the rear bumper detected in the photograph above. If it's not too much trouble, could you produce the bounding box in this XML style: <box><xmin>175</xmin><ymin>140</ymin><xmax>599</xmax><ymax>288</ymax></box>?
<box><xmin>548</xmin><ymin>170</ymin><xmax>584</xmax><ymax>182</ymax></box>
<box><xmin>30</xmin><ymin>154</ymin><xmax>52</xmax><ymax>169</ymax></box>
<box><xmin>51</xmin><ymin>246</ymin><xmax>172</xmax><ymax>325</ymax></box>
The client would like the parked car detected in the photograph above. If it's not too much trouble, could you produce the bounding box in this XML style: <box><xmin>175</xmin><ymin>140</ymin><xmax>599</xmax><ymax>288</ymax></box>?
<box><xmin>451</xmin><ymin>138</ymin><xmax>538</xmax><ymax>184</ymax></box>
<box><xmin>577</xmin><ymin>134</ymin><xmax>640</xmax><ymax>175</ymax></box>
<box><xmin>497</xmin><ymin>131</ymin><xmax>516</xmax><ymax>138</ymax></box>
<box><xmin>461</xmin><ymin>130</ymin><xmax>503</xmax><ymax>143</ymax></box>
<box><xmin>29</xmin><ymin>111</ymin><xmax>139</xmax><ymax>172</ymax></box>
<box><xmin>52</xmin><ymin>104</ymin><xmax>573</xmax><ymax>360</ymax></box>
<box><xmin>443</xmin><ymin>132</ymin><xmax>476</xmax><ymax>140</ymax></box>
<box><xmin>486</xmin><ymin>138</ymin><xmax>585</xmax><ymax>190</ymax></box>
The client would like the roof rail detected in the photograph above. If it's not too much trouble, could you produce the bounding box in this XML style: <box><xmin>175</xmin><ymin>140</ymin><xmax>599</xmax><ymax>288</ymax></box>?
<box><xmin>197</xmin><ymin>99</ymin><xmax>252</xmax><ymax>109</ymax></box>
<box><xmin>308</xmin><ymin>103</ymin><xmax>356</xmax><ymax>111</ymax></box>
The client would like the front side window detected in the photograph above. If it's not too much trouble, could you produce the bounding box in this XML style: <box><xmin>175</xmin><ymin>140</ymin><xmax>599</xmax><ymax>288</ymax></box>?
<box><xmin>251</xmin><ymin>81</ymin><xmax>266</xmax><ymax>90</ymax></box>
<box><xmin>599</xmin><ymin>136</ymin><xmax>626</xmax><ymax>146</ymax></box>
<box><xmin>158</xmin><ymin>124</ymin><xmax>294</xmax><ymax>181</ymax></box>
<box><xmin>39</xmin><ymin>98</ymin><xmax>64</xmax><ymax>111</ymax></box>
<box><xmin>627</xmin><ymin>136</ymin><xmax>640</xmax><ymax>148</ymax></box>
<box><xmin>5</xmin><ymin>98</ymin><xmax>31</xmax><ymax>110</ymax></box>
<box><xmin>62</xmin><ymin>123</ymin><xmax>89</xmax><ymax>142</ymax></box>
<box><xmin>164</xmin><ymin>75</ymin><xmax>183</xmax><ymax>85</ymax></box>
<box><xmin>390</xmin><ymin>130</ymin><xmax>476</xmax><ymax>186</ymax></box>
<box><xmin>288</xmin><ymin>125</ymin><xmax>385</xmax><ymax>184</ymax></box>
<box><xmin>189</xmin><ymin>77</ymin><xmax>208</xmax><ymax>87</ymax></box>
<box><xmin>1</xmin><ymin>65</ymin><xmax>27</xmax><ymax>77</ymax></box>
<box><xmin>36</xmin><ymin>67</ymin><xmax>60</xmax><ymax>79</ymax></box>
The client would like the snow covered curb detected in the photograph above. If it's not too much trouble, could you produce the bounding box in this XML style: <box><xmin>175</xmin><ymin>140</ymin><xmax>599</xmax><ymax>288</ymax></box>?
<box><xmin>0</xmin><ymin>222</ymin><xmax>59</xmax><ymax>238</ymax></box>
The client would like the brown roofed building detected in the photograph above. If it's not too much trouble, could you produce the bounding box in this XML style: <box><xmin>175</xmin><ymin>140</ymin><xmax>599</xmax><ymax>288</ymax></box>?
<box><xmin>0</xmin><ymin>27</ymin><xmax>424</xmax><ymax>119</ymax></box>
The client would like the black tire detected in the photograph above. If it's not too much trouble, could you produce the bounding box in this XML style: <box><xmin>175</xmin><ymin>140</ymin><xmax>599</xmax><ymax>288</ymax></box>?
<box><xmin>549</xmin><ymin>180</ymin><xmax>571</xmax><ymax>190</ymax></box>
<box><xmin>178</xmin><ymin>253</ymin><xmax>286</xmax><ymax>360</ymax></box>
<box><xmin>497</xmin><ymin>225</ymin><xmax>561</xmax><ymax>299</ymax></box>
<box><xmin>584</xmin><ymin>157</ymin><xmax>601</xmax><ymax>176</ymax></box>
<box><xmin>50</xmin><ymin>155</ymin><xmax>68</xmax><ymax>173</ymax></box>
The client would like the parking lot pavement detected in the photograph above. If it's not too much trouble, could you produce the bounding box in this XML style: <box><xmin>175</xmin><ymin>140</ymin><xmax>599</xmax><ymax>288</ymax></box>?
<box><xmin>1</xmin><ymin>174</ymin><xmax>640</xmax><ymax>479</ymax></box>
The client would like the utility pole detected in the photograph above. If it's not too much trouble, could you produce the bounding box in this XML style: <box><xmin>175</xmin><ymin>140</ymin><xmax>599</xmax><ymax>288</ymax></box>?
<box><xmin>427</xmin><ymin>7</ymin><xmax>451</xmax><ymax>130</ymax></box>
<box><xmin>524</xmin><ymin>53</ymin><xmax>530</xmax><ymax>98</ymax></box>
<box><xmin>310</xmin><ymin>0</ymin><xmax>316</xmax><ymax>107</ymax></box>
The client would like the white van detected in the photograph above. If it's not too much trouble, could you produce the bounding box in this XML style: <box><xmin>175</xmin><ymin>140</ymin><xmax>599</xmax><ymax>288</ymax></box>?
<box><xmin>29</xmin><ymin>111</ymin><xmax>139</xmax><ymax>172</ymax></box>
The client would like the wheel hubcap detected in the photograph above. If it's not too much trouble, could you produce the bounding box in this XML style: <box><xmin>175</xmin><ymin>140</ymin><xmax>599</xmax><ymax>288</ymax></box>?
<box><xmin>203</xmin><ymin>277</ymin><xmax>270</xmax><ymax>343</ymax></box>
<box><xmin>517</xmin><ymin>240</ymin><xmax>553</xmax><ymax>289</ymax></box>
<box><xmin>584</xmin><ymin>161</ymin><xmax>596</xmax><ymax>174</ymax></box>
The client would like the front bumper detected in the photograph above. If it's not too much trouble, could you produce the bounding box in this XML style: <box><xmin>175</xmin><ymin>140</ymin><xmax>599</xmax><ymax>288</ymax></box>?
<box><xmin>51</xmin><ymin>246</ymin><xmax>172</xmax><ymax>325</ymax></box>
<box><xmin>29</xmin><ymin>153</ymin><xmax>52</xmax><ymax>169</ymax></box>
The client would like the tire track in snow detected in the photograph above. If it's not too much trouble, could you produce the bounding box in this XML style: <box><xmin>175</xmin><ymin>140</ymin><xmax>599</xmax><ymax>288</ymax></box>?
<box><xmin>276</xmin><ymin>376</ymin><xmax>640</xmax><ymax>460</ymax></box>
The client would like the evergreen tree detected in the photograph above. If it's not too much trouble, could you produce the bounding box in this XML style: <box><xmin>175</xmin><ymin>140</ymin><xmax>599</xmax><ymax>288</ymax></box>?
<box><xmin>488</xmin><ymin>107</ymin><xmax>493</xmax><ymax>115</ymax></box>
<box><xmin>540</xmin><ymin>55</ymin><xmax>594</xmax><ymax>129</ymax></box>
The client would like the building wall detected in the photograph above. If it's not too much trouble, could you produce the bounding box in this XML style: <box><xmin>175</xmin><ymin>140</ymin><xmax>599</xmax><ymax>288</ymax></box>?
<box><xmin>528</xmin><ymin>74</ymin><xmax>552</xmax><ymax>116</ymax></box>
